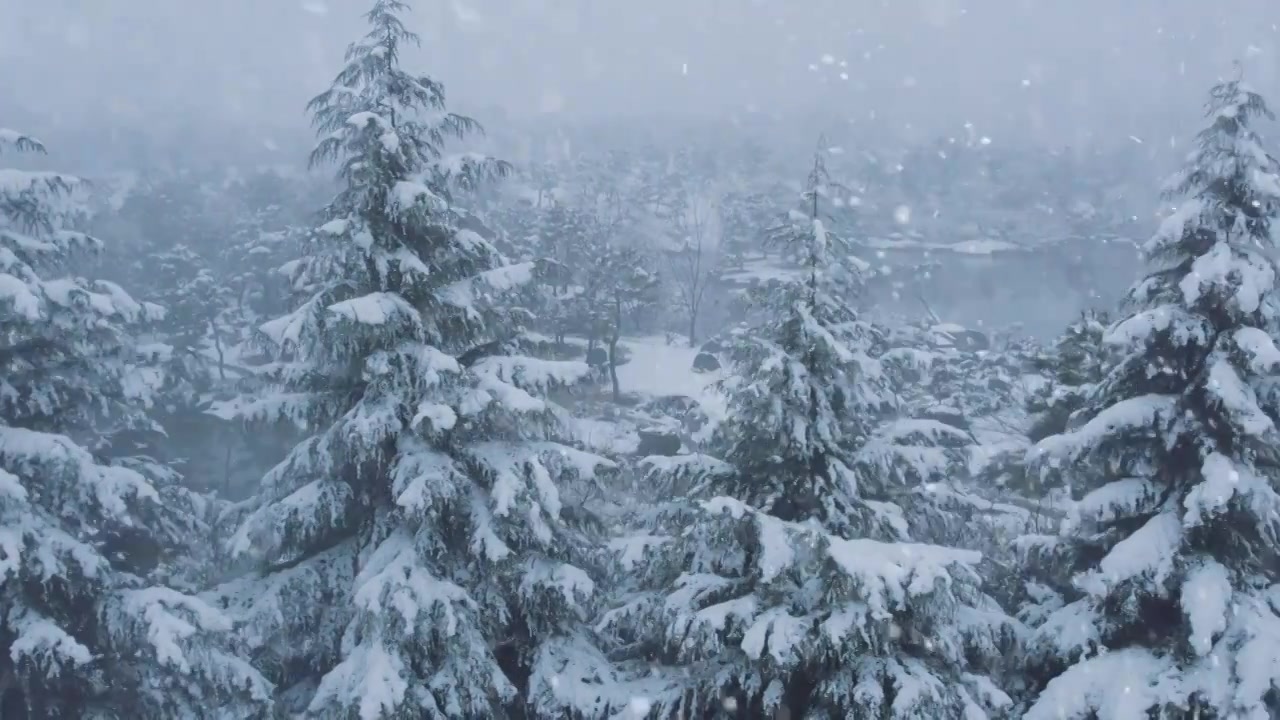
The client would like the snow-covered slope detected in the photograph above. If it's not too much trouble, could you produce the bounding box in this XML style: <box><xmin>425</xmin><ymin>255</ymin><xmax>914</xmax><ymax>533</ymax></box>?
<box><xmin>566</xmin><ymin>336</ymin><xmax>728</xmax><ymax>455</ymax></box>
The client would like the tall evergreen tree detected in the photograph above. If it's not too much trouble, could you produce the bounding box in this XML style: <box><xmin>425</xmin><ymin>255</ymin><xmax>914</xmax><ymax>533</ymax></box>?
<box><xmin>1025</xmin><ymin>309</ymin><xmax>1113</xmax><ymax>443</ymax></box>
<box><xmin>719</xmin><ymin>189</ymin><xmax>772</xmax><ymax>270</ymax></box>
<box><xmin>602</xmin><ymin>147</ymin><xmax>1014</xmax><ymax>719</ymax></box>
<box><xmin>215</xmin><ymin>3</ymin><xmax>618</xmax><ymax>717</ymax></box>
<box><xmin>723</xmin><ymin>146</ymin><xmax>889</xmax><ymax>532</ymax></box>
<box><xmin>0</xmin><ymin>128</ymin><xmax>271</xmax><ymax>718</ymax></box>
<box><xmin>1022</xmin><ymin>76</ymin><xmax>1280</xmax><ymax>718</ymax></box>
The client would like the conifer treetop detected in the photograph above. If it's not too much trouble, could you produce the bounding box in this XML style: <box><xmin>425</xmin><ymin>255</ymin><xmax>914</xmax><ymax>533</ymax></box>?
<box><xmin>219</xmin><ymin>4</ymin><xmax>618</xmax><ymax>718</ymax></box>
<box><xmin>1023</xmin><ymin>72</ymin><xmax>1280</xmax><ymax>720</ymax></box>
<box><xmin>308</xmin><ymin>0</ymin><xmax>506</xmax><ymax>220</ymax></box>
<box><xmin>713</xmin><ymin>143</ymin><xmax>889</xmax><ymax>533</ymax></box>
<box><xmin>1142</xmin><ymin>74</ymin><xmax>1280</xmax><ymax>306</ymax></box>
<box><xmin>1157</xmin><ymin>72</ymin><xmax>1280</xmax><ymax>245</ymax></box>
<box><xmin>764</xmin><ymin>138</ymin><xmax>867</xmax><ymax>302</ymax></box>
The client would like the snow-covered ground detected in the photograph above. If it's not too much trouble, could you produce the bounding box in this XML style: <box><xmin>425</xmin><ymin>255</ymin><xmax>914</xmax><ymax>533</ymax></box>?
<box><xmin>618</xmin><ymin>336</ymin><xmax>727</xmax><ymax>433</ymax></box>
<box><xmin>573</xmin><ymin>417</ymin><xmax>640</xmax><ymax>456</ymax></box>
<box><xmin>616</xmin><ymin>336</ymin><xmax>721</xmax><ymax>400</ymax></box>
<box><xmin>526</xmin><ymin>331</ymin><xmax>724</xmax><ymax>405</ymax></box>
<box><xmin>568</xmin><ymin>335</ymin><xmax>729</xmax><ymax>454</ymax></box>
<box><xmin>720</xmin><ymin>256</ymin><xmax>803</xmax><ymax>286</ymax></box>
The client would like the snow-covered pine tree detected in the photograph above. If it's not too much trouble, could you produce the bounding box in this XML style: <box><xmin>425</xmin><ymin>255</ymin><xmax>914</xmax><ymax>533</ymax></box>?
<box><xmin>1026</xmin><ymin>309</ymin><xmax>1113</xmax><ymax>442</ymax></box>
<box><xmin>141</xmin><ymin>243</ymin><xmax>239</xmax><ymax>387</ymax></box>
<box><xmin>215</xmin><ymin>3</ymin><xmax>620</xmax><ymax>717</ymax></box>
<box><xmin>545</xmin><ymin>182</ymin><xmax>662</xmax><ymax>395</ymax></box>
<box><xmin>721</xmin><ymin>144</ymin><xmax>888</xmax><ymax>530</ymax></box>
<box><xmin>975</xmin><ymin>309</ymin><xmax>1113</xmax><ymax>509</ymax></box>
<box><xmin>591</xmin><ymin>243</ymin><xmax>660</xmax><ymax>402</ymax></box>
<box><xmin>1022</xmin><ymin>75</ymin><xmax>1280</xmax><ymax>719</ymax></box>
<box><xmin>0</xmin><ymin>127</ymin><xmax>271</xmax><ymax>718</ymax></box>
<box><xmin>871</xmin><ymin>322</ymin><xmax>979</xmax><ymax>488</ymax></box>
<box><xmin>222</xmin><ymin>210</ymin><xmax>307</xmax><ymax>341</ymax></box>
<box><xmin>719</xmin><ymin>189</ymin><xmax>772</xmax><ymax>270</ymax></box>
<box><xmin>519</xmin><ymin>199</ymin><xmax>596</xmax><ymax>349</ymax></box>
<box><xmin>601</xmin><ymin>146</ymin><xmax>1014</xmax><ymax>719</ymax></box>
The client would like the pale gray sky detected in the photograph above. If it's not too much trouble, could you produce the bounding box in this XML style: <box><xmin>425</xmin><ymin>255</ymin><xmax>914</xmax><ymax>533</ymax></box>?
<box><xmin>2</xmin><ymin>0</ymin><xmax>1278</xmax><ymax>155</ymax></box>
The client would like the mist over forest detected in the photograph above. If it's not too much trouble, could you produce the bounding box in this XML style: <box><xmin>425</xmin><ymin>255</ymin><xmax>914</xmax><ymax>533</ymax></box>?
<box><xmin>6</xmin><ymin>1</ymin><xmax>1280</xmax><ymax>718</ymax></box>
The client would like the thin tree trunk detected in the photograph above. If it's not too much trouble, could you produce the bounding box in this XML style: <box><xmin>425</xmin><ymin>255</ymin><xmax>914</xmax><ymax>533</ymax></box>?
<box><xmin>209</xmin><ymin>317</ymin><xmax>227</xmax><ymax>381</ymax></box>
<box><xmin>609</xmin><ymin>295</ymin><xmax>622</xmax><ymax>403</ymax></box>
<box><xmin>608</xmin><ymin>335</ymin><xmax>621</xmax><ymax>402</ymax></box>
<box><xmin>0</xmin><ymin>668</ymin><xmax>14</xmax><ymax>708</ymax></box>
<box><xmin>223</xmin><ymin>442</ymin><xmax>233</xmax><ymax>497</ymax></box>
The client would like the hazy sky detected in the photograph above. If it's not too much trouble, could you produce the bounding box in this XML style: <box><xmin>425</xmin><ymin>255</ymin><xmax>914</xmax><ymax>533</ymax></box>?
<box><xmin>3</xmin><ymin>0</ymin><xmax>1279</xmax><ymax>155</ymax></box>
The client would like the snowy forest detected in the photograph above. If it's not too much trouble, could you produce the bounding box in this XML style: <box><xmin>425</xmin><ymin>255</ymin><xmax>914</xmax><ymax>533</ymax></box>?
<box><xmin>8</xmin><ymin>0</ymin><xmax>1280</xmax><ymax>718</ymax></box>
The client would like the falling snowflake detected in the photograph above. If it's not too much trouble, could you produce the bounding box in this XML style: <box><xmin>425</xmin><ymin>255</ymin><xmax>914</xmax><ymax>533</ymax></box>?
<box><xmin>450</xmin><ymin>0</ymin><xmax>482</xmax><ymax>25</ymax></box>
<box><xmin>538</xmin><ymin>91</ymin><xmax>565</xmax><ymax>114</ymax></box>
<box><xmin>894</xmin><ymin>206</ymin><xmax>912</xmax><ymax>224</ymax></box>
<box><xmin>64</xmin><ymin>23</ymin><xmax>89</xmax><ymax>46</ymax></box>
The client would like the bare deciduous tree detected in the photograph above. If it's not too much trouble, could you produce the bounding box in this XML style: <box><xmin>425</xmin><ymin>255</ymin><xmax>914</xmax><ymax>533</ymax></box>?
<box><xmin>665</xmin><ymin>183</ymin><xmax>721</xmax><ymax>347</ymax></box>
